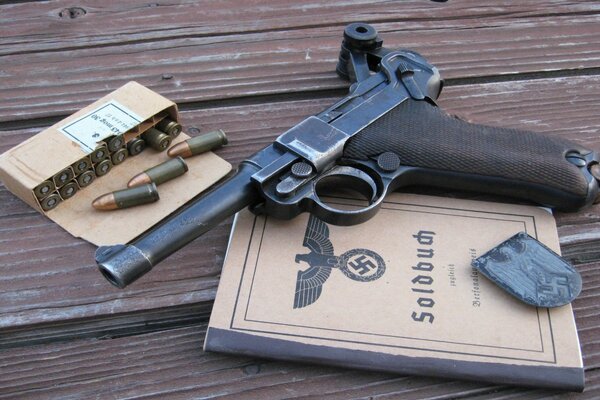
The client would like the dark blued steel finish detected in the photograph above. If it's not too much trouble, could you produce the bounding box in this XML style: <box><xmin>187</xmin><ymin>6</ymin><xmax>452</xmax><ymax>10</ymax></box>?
<box><xmin>107</xmin><ymin>135</ymin><xmax>125</xmax><ymax>153</ymax></box>
<box><xmin>40</xmin><ymin>193</ymin><xmax>61</xmax><ymax>211</ymax></box>
<box><xmin>111</xmin><ymin>148</ymin><xmax>128</xmax><ymax>165</ymax></box>
<box><xmin>71</xmin><ymin>156</ymin><xmax>92</xmax><ymax>175</ymax></box>
<box><xmin>590</xmin><ymin>163</ymin><xmax>600</xmax><ymax>180</ymax></box>
<box><xmin>94</xmin><ymin>159</ymin><xmax>112</xmax><ymax>177</ymax></box>
<box><xmin>114</xmin><ymin>183</ymin><xmax>159</xmax><ymax>209</ymax></box>
<box><xmin>33</xmin><ymin>180</ymin><xmax>56</xmax><ymax>199</ymax></box>
<box><xmin>127</xmin><ymin>137</ymin><xmax>146</xmax><ymax>156</ymax></box>
<box><xmin>77</xmin><ymin>170</ymin><xmax>96</xmax><ymax>188</ymax></box>
<box><xmin>472</xmin><ymin>232</ymin><xmax>582</xmax><ymax>308</ymax></box>
<box><xmin>59</xmin><ymin>181</ymin><xmax>78</xmax><ymax>200</ymax></box>
<box><xmin>156</xmin><ymin>118</ymin><xmax>182</xmax><ymax>138</ymax></box>
<box><xmin>90</xmin><ymin>144</ymin><xmax>110</xmax><ymax>164</ymax></box>
<box><xmin>129</xmin><ymin>156</ymin><xmax>188</xmax><ymax>187</ymax></box>
<box><xmin>376</xmin><ymin>152</ymin><xmax>401</xmax><ymax>172</ymax></box>
<box><xmin>96</xmin><ymin>23</ymin><xmax>600</xmax><ymax>288</ymax></box>
<box><xmin>52</xmin><ymin>167</ymin><xmax>75</xmax><ymax>188</ymax></box>
<box><xmin>96</xmin><ymin>160</ymin><xmax>263</xmax><ymax>288</ymax></box>
<box><xmin>143</xmin><ymin>127</ymin><xmax>172</xmax><ymax>151</ymax></box>
<box><xmin>290</xmin><ymin>161</ymin><xmax>313</xmax><ymax>178</ymax></box>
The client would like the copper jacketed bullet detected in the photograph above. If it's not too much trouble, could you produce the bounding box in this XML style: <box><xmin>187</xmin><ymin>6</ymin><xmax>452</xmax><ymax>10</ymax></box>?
<box><xmin>92</xmin><ymin>183</ymin><xmax>159</xmax><ymax>210</ymax></box>
<box><xmin>142</xmin><ymin>127</ymin><xmax>172</xmax><ymax>151</ymax></box>
<box><xmin>128</xmin><ymin>156</ymin><xmax>188</xmax><ymax>187</ymax></box>
<box><xmin>127</xmin><ymin>137</ymin><xmax>146</xmax><ymax>156</ymax></box>
<box><xmin>156</xmin><ymin>118</ymin><xmax>182</xmax><ymax>138</ymax></box>
<box><xmin>167</xmin><ymin>129</ymin><xmax>228</xmax><ymax>158</ymax></box>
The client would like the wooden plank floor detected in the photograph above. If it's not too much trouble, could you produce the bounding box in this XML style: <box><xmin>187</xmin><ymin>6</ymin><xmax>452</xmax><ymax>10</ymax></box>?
<box><xmin>1</xmin><ymin>1</ymin><xmax>599</xmax><ymax>398</ymax></box>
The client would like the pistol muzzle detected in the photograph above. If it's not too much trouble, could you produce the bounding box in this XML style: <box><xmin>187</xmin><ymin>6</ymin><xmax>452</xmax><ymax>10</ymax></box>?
<box><xmin>96</xmin><ymin>244</ymin><xmax>153</xmax><ymax>288</ymax></box>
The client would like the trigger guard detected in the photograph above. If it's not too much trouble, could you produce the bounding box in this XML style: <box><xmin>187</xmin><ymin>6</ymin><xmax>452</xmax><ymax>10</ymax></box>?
<box><xmin>310</xmin><ymin>166</ymin><xmax>386</xmax><ymax>226</ymax></box>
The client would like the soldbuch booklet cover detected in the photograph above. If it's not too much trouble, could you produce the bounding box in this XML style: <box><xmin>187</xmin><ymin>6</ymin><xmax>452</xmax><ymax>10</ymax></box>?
<box><xmin>205</xmin><ymin>193</ymin><xmax>584</xmax><ymax>391</ymax></box>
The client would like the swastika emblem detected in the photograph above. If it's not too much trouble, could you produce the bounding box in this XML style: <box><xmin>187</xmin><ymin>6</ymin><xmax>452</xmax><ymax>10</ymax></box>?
<box><xmin>339</xmin><ymin>249</ymin><xmax>386</xmax><ymax>282</ymax></box>
<box><xmin>293</xmin><ymin>215</ymin><xmax>386</xmax><ymax>309</ymax></box>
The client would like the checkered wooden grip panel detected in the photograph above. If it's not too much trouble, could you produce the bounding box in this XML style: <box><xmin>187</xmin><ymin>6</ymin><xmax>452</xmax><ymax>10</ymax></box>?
<box><xmin>343</xmin><ymin>99</ymin><xmax>592</xmax><ymax>209</ymax></box>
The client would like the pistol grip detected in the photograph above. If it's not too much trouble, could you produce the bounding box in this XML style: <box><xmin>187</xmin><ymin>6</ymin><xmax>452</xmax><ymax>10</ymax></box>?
<box><xmin>343</xmin><ymin>99</ymin><xmax>598</xmax><ymax>210</ymax></box>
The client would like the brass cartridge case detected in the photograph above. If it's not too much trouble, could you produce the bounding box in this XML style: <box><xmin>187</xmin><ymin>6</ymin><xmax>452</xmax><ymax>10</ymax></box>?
<box><xmin>34</xmin><ymin>180</ymin><xmax>56</xmax><ymax>200</ymax></box>
<box><xmin>59</xmin><ymin>181</ymin><xmax>78</xmax><ymax>200</ymax></box>
<box><xmin>92</xmin><ymin>183</ymin><xmax>159</xmax><ymax>210</ymax></box>
<box><xmin>77</xmin><ymin>170</ymin><xmax>96</xmax><ymax>188</ymax></box>
<box><xmin>142</xmin><ymin>127</ymin><xmax>172</xmax><ymax>152</ymax></box>
<box><xmin>40</xmin><ymin>193</ymin><xmax>61</xmax><ymax>211</ymax></box>
<box><xmin>107</xmin><ymin>135</ymin><xmax>125</xmax><ymax>153</ymax></box>
<box><xmin>156</xmin><ymin>118</ymin><xmax>182</xmax><ymax>138</ymax></box>
<box><xmin>91</xmin><ymin>144</ymin><xmax>110</xmax><ymax>164</ymax></box>
<box><xmin>127</xmin><ymin>137</ymin><xmax>146</xmax><ymax>156</ymax></box>
<box><xmin>71</xmin><ymin>156</ymin><xmax>92</xmax><ymax>176</ymax></box>
<box><xmin>167</xmin><ymin>130</ymin><xmax>228</xmax><ymax>158</ymax></box>
<box><xmin>127</xmin><ymin>157</ymin><xmax>188</xmax><ymax>187</ymax></box>
<box><xmin>52</xmin><ymin>167</ymin><xmax>75</xmax><ymax>188</ymax></box>
<box><xmin>94</xmin><ymin>159</ymin><xmax>113</xmax><ymax>177</ymax></box>
<box><xmin>111</xmin><ymin>148</ymin><xmax>128</xmax><ymax>165</ymax></box>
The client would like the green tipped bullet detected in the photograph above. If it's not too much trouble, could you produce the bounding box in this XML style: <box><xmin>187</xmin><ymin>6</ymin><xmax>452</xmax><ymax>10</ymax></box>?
<box><xmin>142</xmin><ymin>127</ymin><xmax>172</xmax><ymax>152</ymax></box>
<box><xmin>156</xmin><ymin>118</ymin><xmax>182</xmax><ymax>138</ymax></box>
<box><xmin>127</xmin><ymin>137</ymin><xmax>146</xmax><ymax>156</ymax></box>
<box><xmin>40</xmin><ymin>193</ymin><xmax>61</xmax><ymax>211</ymax></box>
<box><xmin>111</xmin><ymin>148</ymin><xmax>128</xmax><ymax>165</ymax></box>
<box><xmin>128</xmin><ymin>157</ymin><xmax>188</xmax><ymax>187</ymax></box>
<box><xmin>34</xmin><ymin>180</ymin><xmax>56</xmax><ymax>200</ymax></box>
<box><xmin>52</xmin><ymin>167</ymin><xmax>75</xmax><ymax>188</ymax></box>
<box><xmin>77</xmin><ymin>170</ymin><xmax>96</xmax><ymax>188</ymax></box>
<box><xmin>167</xmin><ymin>129</ymin><xmax>228</xmax><ymax>158</ymax></box>
<box><xmin>92</xmin><ymin>183</ymin><xmax>159</xmax><ymax>210</ymax></box>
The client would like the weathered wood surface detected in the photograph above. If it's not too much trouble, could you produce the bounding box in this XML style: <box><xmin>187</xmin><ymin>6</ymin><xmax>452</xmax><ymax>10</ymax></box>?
<box><xmin>1</xmin><ymin>0</ymin><xmax>600</xmax><ymax>398</ymax></box>
<box><xmin>2</xmin><ymin>1</ymin><xmax>600</xmax><ymax>125</ymax></box>
<box><xmin>0</xmin><ymin>297</ymin><xmax>598</xmax><ymax>400</ymax></box>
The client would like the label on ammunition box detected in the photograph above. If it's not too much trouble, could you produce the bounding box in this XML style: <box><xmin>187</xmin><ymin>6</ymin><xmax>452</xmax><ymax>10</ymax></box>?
<box><xmin>59</xmin><ymin>100</ymin><xmax>142</xmax><ymax>152</ymax></box>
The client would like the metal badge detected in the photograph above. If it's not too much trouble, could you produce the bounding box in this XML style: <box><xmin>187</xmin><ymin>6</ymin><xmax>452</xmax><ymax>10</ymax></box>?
<box><xmin>472</xmin><ymin>232</ymin><xmax>582</xmax><ymax>308</ymax></box>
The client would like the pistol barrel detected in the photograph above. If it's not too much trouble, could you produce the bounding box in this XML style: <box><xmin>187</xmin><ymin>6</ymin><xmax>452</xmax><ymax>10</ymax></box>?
<box><xmin>95</xmin><ymin>162</ymin><xmax>261</xmax><ymax>288</ymax></box>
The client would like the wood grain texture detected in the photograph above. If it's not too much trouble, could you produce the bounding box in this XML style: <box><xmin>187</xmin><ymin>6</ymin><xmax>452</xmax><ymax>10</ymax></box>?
<box><xmin>0</xmin><ymin>317</ymin><xmax>598</xmax><ymax>400</ymax></box>
<box><xmin>2</xmin><ymin>75</ymin><xmax>600</xmax><ymax>348</ymax></box>
<box><xmin>1</xmin><ymin>1</ymin><xmax>600</xmax><ymax>398</ymax></box>
<box><xmin>1</xmin><ymin>1</ymin><xmax>600</xmax><ymax>123</ymax></box>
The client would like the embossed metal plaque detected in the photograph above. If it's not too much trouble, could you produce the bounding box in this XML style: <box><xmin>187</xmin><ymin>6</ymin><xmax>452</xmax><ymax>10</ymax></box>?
<box><xmin>472</xmin><ymin>232</ymin><xmax>582</xmax><ymax>308</ymax></box>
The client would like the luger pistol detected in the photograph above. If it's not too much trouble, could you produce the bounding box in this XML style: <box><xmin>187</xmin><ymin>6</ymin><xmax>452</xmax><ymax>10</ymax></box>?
<box><xmin>96</xmin><ymin>23</ymin><xmax>600</xmax><ymax>288</ymax></box>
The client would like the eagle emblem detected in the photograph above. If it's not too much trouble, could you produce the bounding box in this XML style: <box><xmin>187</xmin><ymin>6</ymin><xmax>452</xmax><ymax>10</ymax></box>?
<box><xmin>293</xmin><ymin>215</ymin><xmax>386</xmax><ymax>309</ymax></box>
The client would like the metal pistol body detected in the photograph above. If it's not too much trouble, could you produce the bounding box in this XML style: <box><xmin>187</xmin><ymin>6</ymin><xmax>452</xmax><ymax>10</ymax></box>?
<box><xmin>96</xmin><ymin>23</ymin><xmax>600</xmax><ymax>288</ymax></box>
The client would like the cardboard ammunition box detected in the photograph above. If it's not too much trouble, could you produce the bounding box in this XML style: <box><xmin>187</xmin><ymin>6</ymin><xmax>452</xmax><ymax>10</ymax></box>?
<box><xmin>0</xmin><ymin>81</ymin><xmax>178</xmax><ymax>213</ymax></box>
<box><xmin>0</xmin><ymin>82</ymin><xmax>232</xmax><ymax>246</ymax></box>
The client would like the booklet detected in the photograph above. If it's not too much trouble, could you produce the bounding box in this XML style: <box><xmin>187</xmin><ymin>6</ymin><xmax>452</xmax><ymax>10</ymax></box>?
<box><xmin>205</xmin><ymin>194</ymin><xmax>584</xmax><ymax>391</ymax></box>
